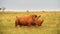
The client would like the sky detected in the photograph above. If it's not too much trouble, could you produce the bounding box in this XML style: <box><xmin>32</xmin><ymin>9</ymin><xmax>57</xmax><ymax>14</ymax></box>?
<box><xmin>0</xmin><ymin>0</ymin><xmax>60</xmax><ymax>11</ymax></box>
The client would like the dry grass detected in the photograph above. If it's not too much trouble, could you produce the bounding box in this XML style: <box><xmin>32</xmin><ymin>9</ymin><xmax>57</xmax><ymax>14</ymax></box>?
<box><xmin>0</xmin><ymin>11</ymin><xmax>60</xmax><ymax>34</ymax></box>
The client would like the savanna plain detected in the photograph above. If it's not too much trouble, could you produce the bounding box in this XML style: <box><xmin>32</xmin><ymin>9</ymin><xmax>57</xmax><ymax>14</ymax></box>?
<box><xmin>0</xmin><ymin>11</ymin><xmax>60</xmax><ymax>34</ymax></box>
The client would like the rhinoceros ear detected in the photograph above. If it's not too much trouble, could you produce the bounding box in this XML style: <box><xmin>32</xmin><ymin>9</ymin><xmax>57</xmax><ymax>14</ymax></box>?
<box><xmin>32</xmin><ymin>14</ymin><xmax>37</xmax><ymax>18</ymax></box>
<box><xmin>31</xmin><ymin>14</ymin><xmax>37</xmax><ymax>20</ymax></box>
<box><xmin>37</xmin><ymin>15</ymin><xmax>41</xmax><ymax>19</ymax></box>
<box><xmin>38</xmin><ymin>15</ymin><xmax>41</xmax><ymax>17</ymax></box>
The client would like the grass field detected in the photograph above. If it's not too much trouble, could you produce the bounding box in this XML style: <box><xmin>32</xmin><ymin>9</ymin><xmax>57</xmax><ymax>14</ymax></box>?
<box><xmin>0</xmin><ymin>11</ymin><xmax>60</xmax><ymax>34</ymax></box>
